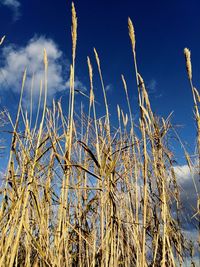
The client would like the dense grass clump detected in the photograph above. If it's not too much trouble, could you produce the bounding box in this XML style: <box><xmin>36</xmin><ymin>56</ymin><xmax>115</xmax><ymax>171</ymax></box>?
<box><xmin>0</xmin><ymin>3</ymin><xmax>199</xmax><ymax>266</ymax></box>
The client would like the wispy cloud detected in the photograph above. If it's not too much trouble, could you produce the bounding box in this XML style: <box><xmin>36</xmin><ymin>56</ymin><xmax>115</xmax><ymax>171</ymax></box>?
<box><xmin>147</xmin><ymin>79</ymin><xmax>163</xmax><ymax>98</ymax></box>
<box><xmin>147</xmin><ymin>79</ymin><xmax>157</xmax><ymax>93</ymax></box>
<box><xmin>0</xmin><ymin>0</ymin><xmax>21</xmax><ymax>21</ymax></box>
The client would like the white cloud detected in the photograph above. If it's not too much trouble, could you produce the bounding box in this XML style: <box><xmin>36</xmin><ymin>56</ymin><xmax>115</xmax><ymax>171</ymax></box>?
<box><xmin>0</xmin><ymin>36</ymin><xmax>68</xmax><ymax>105</ymax></box>
<box><xmin>169</xmin><ymin>165</ymin><xmax>199</xmax><ymax>260</ymax></box>
<box><xmin>0</xmin><ymin>0</ymin><xmax>21</xmax><ymax>21</ymax></box>
<box><xmin>174</xmin><ymin>165</ymin><xmax>191</xmax><ymax>182</ymax></box>
<box><xmin>0</xmin><ymin>36</ymin><xmax>86</xmax><ymax>109</ymax></box>
<box><xmin>174</xmin><ymin>164</ymin><xmax>199</xmax><ymax>195</ymax></box>
<box><xmin>173</xmin><ymin>164</ymin><xmax>200</xmax><ymax>224</ymax></box>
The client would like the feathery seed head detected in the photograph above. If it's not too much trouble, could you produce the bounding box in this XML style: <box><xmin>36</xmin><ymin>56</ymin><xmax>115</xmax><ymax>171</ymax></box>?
<box><xmin>122</xmin><ymin>75</ymin><xmax>128</xmax><ymax>94</ymax></box>
<box><xmin>94</xmin><ymin>48</ymin><xmax>100</xmax><ymax>67</ymax></box>
<box><xmin>87</xmin><ymin>57</ymin><xmax>94</xmax><ymax>105</ymax></box>
<box><xmin>43</xmin><ymin>48</ymin><xmax>48</xmax><ymax>70</ymax></box>
<box><xmin>128</xmin><ymin>17</ymin><xmax>136</xmax><ymax>52</ymax></box>
<box><xmin>117</xmin><ymin>105</ymin><xmax>121</xmax><ymax>120</ymax></box>
<box><xmin>72</xmin><ymin>2</ymin><xmax>77</xmax><ymax>61</ymax></box>
<box><xmin>184</xmin><ymin>48</ymin><xmax>192</xmax><ymax>80</ymax></box>
<box><xmin>87</xmin><ymin>57</ymin><xmax>93</xmax><ymax>80</ymax></box>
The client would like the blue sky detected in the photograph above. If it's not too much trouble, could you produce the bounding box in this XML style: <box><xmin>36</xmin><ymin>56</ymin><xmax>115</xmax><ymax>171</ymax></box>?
<box><xmin>0</xmin><ymin>0</ymin><xmax>200</xmax><ymax>160</ymax></box>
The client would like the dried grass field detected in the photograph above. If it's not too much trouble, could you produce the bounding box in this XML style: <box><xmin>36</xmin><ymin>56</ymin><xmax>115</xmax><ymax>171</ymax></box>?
<box><xmin>0</xmin><ymin>3</ymin><xmax>199</xmax><ymax>267</ymax></box>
